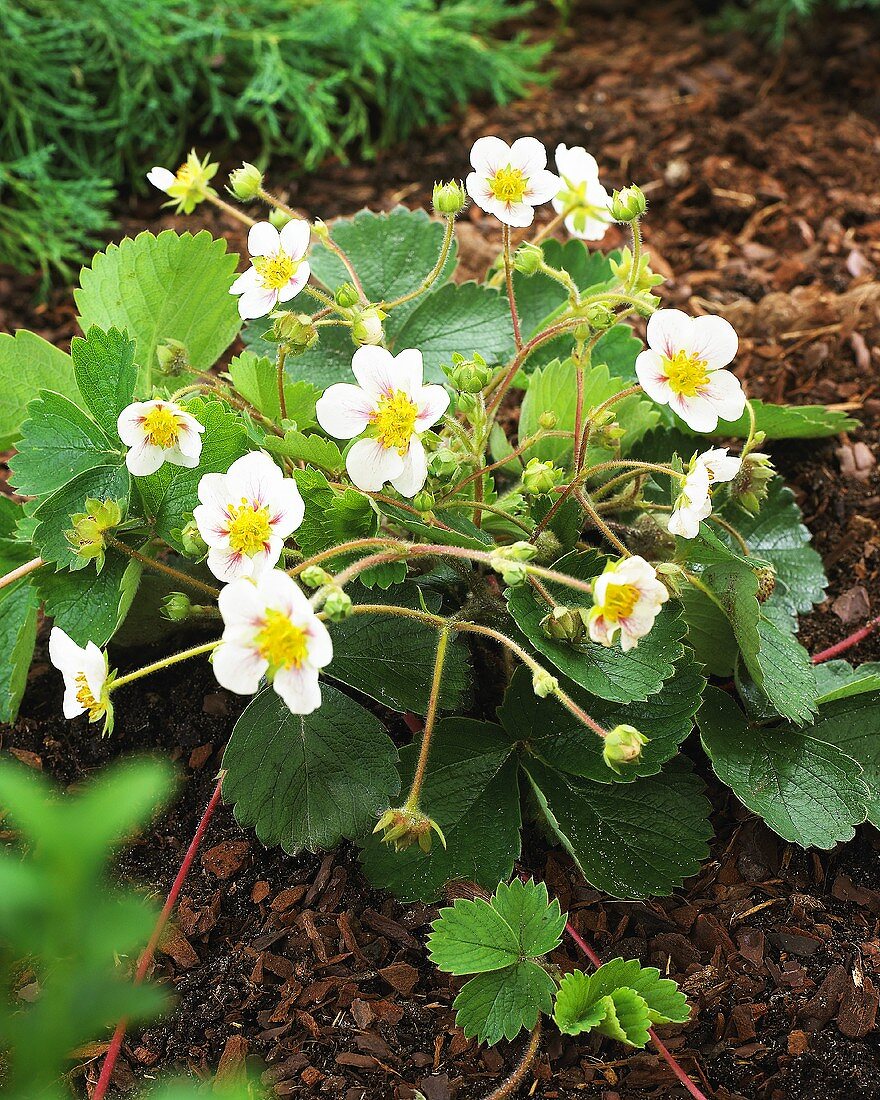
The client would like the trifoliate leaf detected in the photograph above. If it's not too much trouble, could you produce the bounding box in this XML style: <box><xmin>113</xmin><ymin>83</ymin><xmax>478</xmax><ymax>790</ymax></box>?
<box><xmin>498</xmin><ymin>652</ymin><xmax>705</xmax><ymax>783</ymax></box>
<box><xmin>708</xmin><ymin>398</ymin><xmax>859</xmax><ymax>440</ymax></box>
<box><xmin>75</xmin><ymin>230</ymin><xmax>241</xmax><ymax>392</ymax></box>
<box><xmin>0</xmin><ymin>329</ymin><xmax>80</xmax><ymax>450</ymax></box>
<box><xmin>222</xmin><ymin>684</ymin><xmax>400</xmax><ymax>854</ymax></box>
<box><xmin>360</xmin><ymin>719</ymin><xmax>521</xmax><ymax>902</ymax></box>
<box><xmin>70</xmin><ymin>326</ymin><xmax>138</xmax><ymax>437</ymax></box>
<box><xmin>37</xmin><ymin>554</ymin><xmax>142</xmax><ymax>648</ymax></box>
<box><xmin>32</xmin><ymin>465</ymin><xmax>130</xmax><ymax>569</ymax></box>
<box><xmin>428</xmin><ymin>878</ymin><xmax>565</xmax><ymax>976</ymax></box>
<box><xmin>453</xmin><ymin>962</ymin><xmax>557</xmax><ymax>1046</ymax></box>
<box><xmin>814</xmin><ymin>660</ymin><xmax>880</xmax><ymax>704</ymax></box>
<box><xmin>522</xmin><ymin>757</ymin><xmax>711</xmax><ymax>899</ymax></box>
<box><xmin>697</xmin><ymin>687</ymin><xmax>869</xmax><ymax>847</ymax></box>
<box><xmin>9</xmin><ymin>391</ymin><xmax>121</xmax><ymax>499</ymax></box>
<box><xmin>506</xmin><ymin>550</ymin><xmax>686</xmax><ymax>703</ymax></box>
<box><xmin>802</xmin><ymin>690</ymin><xmax>880</xmax><ymax>828</ymax></box>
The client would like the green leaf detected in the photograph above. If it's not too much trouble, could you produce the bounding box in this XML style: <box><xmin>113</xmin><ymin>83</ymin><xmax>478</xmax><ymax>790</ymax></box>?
<box><xmin>453</xmin><ymin>962</ymin><xmax>556</xmax><ymax>1046</ymax></box>
<box><xmin>0</xmin><ymin>330</ymin><xmax>80</xmax><ymax>450</ymax></box>
<box><xmin>681</xmin><ymin>585</ymin><xmax>737</xmax><ymax>676</ymax></box>
<box><xmin>292</xmin><ymin>467</ymin><xmax>377</xmax><ymax>556</ymax></box>
<box><xmin>70</xmin><ymin>326</ymin><xmax>138</xmax><ymax>437</ymax></box>
<box><xmin>750</xmin><ymin>615</ymin><xmax>818</xmax><ymax>726</ymax></box>
<box><xmin>379</xmin><ymin>499</ymin><xmax>493</xmax><ymax>550</ymax></box>
<box><xmin>358</xmin><ymin>560</ymin><xmax>408</xmax><ymax>589</ymax></box>
<box><xmin>360</xmin><ymin>719</ymin><xmax>521</xmax><ymax>902</ymax></box>
<box><xmin>222</xmin><ymin>684</ymin><xmax>400</xmax><ymax>854</ymax></box>
<box><xmin>75</xmin><ymin>231</ymin><xmax>241</xmax><ymax>392</ymax></box>
<box><xmin>555</xmin><ymin>977</ymin><xmax>651</xmax><ymax>1046</ymax></box>
<box><xmin>428</xmin><ymin>878</ymin><xmax>565</xmax><ymax>975</ymax></box>
<box><xmin>814</xmin><ymin>660</ymin><xmax>880</xmax><ymax>704</ymax></box>
<box><xmin>248</xmin><ymin>320</ymin><xmax>354</xmax><ymax>389</ymax></box>
<box><xmin>523</xmin><ymin>758</ymin><xmax>711</xmax><ymax>899</ymax></box>
<box><xmin>708</xmin><ymin>398</ymin><xmax>859</xmax><ymax>440</ymax></box>
<box><xmin>803</xmin><ymin>690</ymin><xmax>880</xmax><ymax>828</ymax></box>
<box><xmin>32</xmin><ymin>465</ymin><xmax>130</xmax><ymax>568</ymax></box>
<box><xmin>37</xmin><ymin>554</ymin><xmax>141</xmax><ymax>648</ymax></box>
<box><xmin>697</xmin><ymin>687</ymin><xmax>868</xmax><ymax>847</ymax></box>
<box><xmin>0</xmin><ymin>580</ymin><xmax>39</xmax><ymax>724</ymax></box>
<box><xmin>9</xmin><ymin>391</ymin><xmax>121</xmax><ymax>499</ymax></box>
<box><xmin>135</xmin><ymin>398</ymin><xmax>249</xmax><ymax>550</ymax></box>
<box><xmin>265</xmin><ymin>431</ymin><xmax>344</xmax><ymax>474</ymax></box>
<box><xmin>499</xmin><ymin>652</ymin><xmax>705</xmax><ymax>783</ymax></box>
<box><xmin>506</xmin><ymin>550</ymin><xmax>686</xmax><ymax>703</ymax></box>
<box><xmin>228</xmin><ymin>351</ymin><xmax>320</xmax><ymax>427</ymax></box>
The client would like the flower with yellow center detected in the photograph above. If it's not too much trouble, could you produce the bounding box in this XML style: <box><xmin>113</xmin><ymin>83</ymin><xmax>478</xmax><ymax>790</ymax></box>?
<box><xmin>117</xmin><ymin>399</ymin><xmax>205</xmax><ymax>476</ymax></box>
<box><xmin>466</xmin><ymin>136</ymin><xmax>560</xmax><ymax>228</ymax></box>
<box><xmin>193</xmin><ymin>451</ymin><xmax>305</xmax><ymax>582</ymax></box>
<box><xmin>587</xmin><ymin>555</ymin><xmax>669</xmax><ymax>652</ymax></box>
<box><xmin>636</xmin><ymin>309</ymin><xmax>746</xmax><ymax>433</ymax></box>
<box><xmin>147</xmin><ymin>150</ymin><xmax>218</xmax><ymax>215</ymax></box>
<box><xmin>230</xmin><ymin>220</ymin><xmax>311</xmax><ymax>320</ymax></box>
<box><xmin>668</xmin><ymin>447</ymin><xmax>742</xmax><ymax>540</ymax></box>
<box><xmin>552</xmin><ymin>144</ymin><xmax>612</xmax><ymax>242</ymax></box>
<box><xmin>316</xmin><ymin>346</ymin><xmax>450</xmax><ymax>496</ymax></box>
<box><xmin>49</xmin><ymin>627</ymin><xmax>114</xmax><ymax>733</ymax></box>
<box><xmin>213</xmin><ymin>570</ymin><xmax>332</xmax><ymax>715</ymax></box>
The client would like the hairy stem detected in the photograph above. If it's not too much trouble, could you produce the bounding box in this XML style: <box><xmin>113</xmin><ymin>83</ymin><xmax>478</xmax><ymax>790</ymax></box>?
<box><xmin>384</xmin><ymin>215</ymin><xmax>456</xmax><ymax>309</ymax></box>
<box><xmin>405</xmin><ymin>628</ymin><xmax>450</xmax><ymax>810</ymax></box>
<box><xmin>482</xmin><ymin>1018</ymin><xmax>542</xmax><ymax>1100</ymax></box>
<box><xmin>205</xmin><ymin>192</ymin><xmax>255</xmax><ymax>227</ymax></box>
<box><xmin>503</xmin><ymin>223</ymin><xmax>523</xmax><ymax>351</ymax></box>
<box><xmin>276</xmin><ymin>344</ymin><xmax>289</xmax><ymax>420</ymax></box>
<box><xmin>107</xmin><ymin>539</ymin><xmax>220</xmax><ymax>600</ymax></box>
<box><xmin>110</xmin><ymin>641</ymin><xmax>220</xmax><ymax>692</ymax></box>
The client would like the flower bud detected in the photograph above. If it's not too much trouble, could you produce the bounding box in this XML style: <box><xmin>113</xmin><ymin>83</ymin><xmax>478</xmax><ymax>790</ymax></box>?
<box><xmin>429</xmin><ymin>446</ymin><xmax>460</xmax><ymax>477</ymax></box>
<box><xmin>602</xmin><ymin>724</ymin><xmax>648</xmax><ymax>774</ymax></box>
<box><xmin>180</xmin><ymin>519</ymin><xmax>208</xmax><ymax>558</ymax></box>
<box><xmin>512</xmin><ymin>242</ymin><xmax>544</xmax><ymax>276</ymax></box>
<box><xmin>586</xmin><ymin>303</ymin><xmax>616</xmax><ymax>331</ymax></box>
<box><xmin>351</xmin><ymin>306</ymin><xmax>386</xmax><ymax>347</ymax></box>
<box><xmin>540</xmin><ymin>605</ymin><xmax>589</xmax><ymax>643</ymax></box>
<box><xmin>432</xmin><ymin>180</ymin><xmax>467</xmax><ymax>217</ymax></box>
<box><xmin>489</xmin><ymin>542</ymin><xmax>538</xmax><ymax>587</ymax></box>
<box><xmin>411</xmin><ymin>490</ymin><xmax>435</xmax><ymax>514</ymax></box>
<box><xmin>161</xmin><ymin>592</ymin><xmax>195</xmax><ymax>622</ymax></box>
<box><xmin>538</xmin><ymin>411</ymin><xmax>558</xmax><ymax>430</ymax></box>
<box><xmin>610</xmin><ymin>185</ymin><xmax>647</xmax><ymax>223</ymax></box>
<box><xmin>334</xmin><ymin>282</ymin><xmax>360</xmax><ymax>309</ymax></box>
<box><xmin>227</xmin><ymin>162</ymin><xmax>263</xmax><ymax>202</ymax></box>
<box><xmin>311</xmin><ymin>219</ymin><xmax>331</xmax><ymax>241</ymax></box>
<box><xmin>522</xmin><ymin>457</ymin><xmax>563</xmax><ymax>497</ymax></box>
<box><xmin>532</xmin><ymin>668</ymin><xmax>559</xmax><ymax>698</ymax></box>
<box><xmin>156</xmin><ymin>338</ymin><xmax>190</xmax><ymax>377</ymax></box>
<box><xmin>532</xmin><ymin>529</ymin><xmax>563</xmax><ymax>564</ymax></box>
<box><xmin>322</xmin><ymin>587</ymin><xmax>353</xmax><ymax>622</ymax></box>
<box><xmin>373</xmin><ymin>806</ymin><xmax>446</xmax><ymax>853</ymax></box>
<box><xmin>731</xmin><ymin>451</ymin><xmax>774</xmax><ymax>515</ymax></box>
<box><xmin>444</xmin><ymin>351</ymin><xmax>492</xmax><ymax>393</ymax></box>
<box><xmin>609</xmin><ymin>246</ymin><xmax>663</xmax><ymax>292</ymax></box>
<box><xmin>64</xmin><ymin>498</ymin><xmax>123</xmax><ymax>573</ymax></box>
<box><xmin>300</xmin><ymin>565</ymin><xmax>333</xmax><ymax>589</ymax></box>
<box><xmin>269</xmin><ymin>207</ymin><xmax>292</xmax><ymax>230</ymax></box>
<box><xmin>271</xmin><ymin>311</ymin><xmax>318</xmax><ymax>351</ymax></box>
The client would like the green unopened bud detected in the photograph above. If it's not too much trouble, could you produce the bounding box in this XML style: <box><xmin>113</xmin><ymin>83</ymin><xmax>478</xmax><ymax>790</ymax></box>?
<box><xmin>311</xmin><ymin>219</ymin><xmax>331</xmax><ymax>241</ymax></box>
<box><xmin>300</xmin><ymin>565</ymin><xmax>333</xmax><ymax>589</ymax></box>
<box><xmin>161</xmin><ymin>592</ymin><xmax>195</xmax><ymax>622</ymax></box>
<box><xmin>532</xmin><ymin>667</ymin><xmax>559</xmax><ymax>698</ymax></box>
<box><xmin>227</xmin><ymin>162</ymin><xmax>263</xmax><ymax>202</ymax></box>
<box><xmin>64</xmin><ymin>498</ymin><xmax>123</xmax><ymax>573</ymax></box>
<box><xmin>512</xmin><ymin>242</ymin><xmax>544</xmax><ymax>276</ymax></box>
<box><xmin>586</xmin><ymin>303</ymin><xmax>616</xmax><ymax>331</ymax></box>
<box><xmin>540</xmin><ymin>605</ymin><xmax>589</xmax><ymax>643</ymax></box>
<box><xmin>432</xmin><ymin>180</ymin><xmax>467</xmax><ymax>217</ymax></box>
<box><xmin>322</xmin><ymin>587</ymin><xmax>353</xmax><ymax>622</ymax></box>
<box><xmin>522</xmin><ymin>458</ymin><xmax>563</xmax><ymax>497</ymax></box>
<box><xmin>538</xmin><ymin>411</ymin><xmax>558</xmax><ymax>430</ymax></box>
<box><xmin>156</xmin><ymin>338</ymin><xmax>190</xmax><ymax>377</ymax></box>
<box><xmin>444</xmin><ymin>351</ymin><xmax>492</xmax><ymax>393</ymax></box>
<box><xmin>180</xmin><ymin>519</ymin><xmax>207</xmax><ymax>558</ymax></box>
<box><xmin>429</xmin><ymin>446</ymin><xmax>460</xmax><ymax>477</ymax></box>
<box><xmin>610</xmin><ymin>185</ymin><xmax>647</xmax><ymax>223</ymax></box>
<box><xmin>373</xmin><ymin>806</ymin><xmax>446</xmax><ymax>853</ymax></box>
<box><xmin>334</xmin><ymin>282</ymin><xmax>360</xmax><ymax>309</ymax></box>
<box><xmin>351</xmin><ymin>306</ymin><xmax>386</xmax><ymax>347</ymax></box>
<box><xmin>412</xmin><ymin>490</ymin><xmax>435</xmax><ymax>514</ymax></box>
<box><xmin>602</xmin><ymin>724</ymin><xmax>648</xmax><ymax>774</ymax></box>
<box><xmin>271</xmin><ymin>311</ymin><xmax>318</xmax><ymax>351</ymax></box>
<box><xmin>532</xmin><ymin>530</ymin><xmax>563</xmax><ymax>564</ymax></box>
<box><xmin>269</xmin><ymin>207</ymin><xmax>292</xmax><ymax>230</ymax></box>
<box><xmin>732</xmin><ymin>452</ymin><xmax>774</xmax><ymax>515</ymax></box>
<box><xmin>489</xmin><ymin>541</ymin><xmax>538</xmax><ymax>586</ymax></box>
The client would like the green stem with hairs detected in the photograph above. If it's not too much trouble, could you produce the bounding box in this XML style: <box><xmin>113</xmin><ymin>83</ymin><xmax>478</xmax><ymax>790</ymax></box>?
<box><xmin>111</xmin><ymin>640</ymin><xmax>220</xmax><ymax>692</ymax></box>
<box><xmin>404</xmin><ymin>628</ymin><xmax>450</xmax><ymax>811</ymax></box>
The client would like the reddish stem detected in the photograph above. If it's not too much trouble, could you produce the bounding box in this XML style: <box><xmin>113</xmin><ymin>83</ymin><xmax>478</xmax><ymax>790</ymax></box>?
<box><xmin>811</xmin><ymin>613</ymin><xmax>880</xmax><ymax>664</ymax></box>
<box><xmin>564</xmin><ymin>922</ymin><xmax>711</xmax><ymax>1100</ymax></box>
<box><xmin>92</xmin><ymin>776</ymin><xmax>224</xmax><ymax>1099</ymax></box>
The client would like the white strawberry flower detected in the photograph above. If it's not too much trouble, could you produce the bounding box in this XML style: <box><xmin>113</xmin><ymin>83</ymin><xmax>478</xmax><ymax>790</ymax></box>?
<box><xmin>465</xmin><ymin>136</ymin><xmax>561</xmax><ymax>228</ymax></box>
<box><xmin>213</xmin><ymin>569</ymin><xmax>332</xmax><ymax>715</ymax></box>
<box><xmin>315</xmin><ymin>346</ymin><xmax>450</xmax><ymax>497</ymax></box>
<box><xmin>230</xmin><ymin>219</ymin><xmax>311</xmax><ymax>320</ymax></box>
<box><xmin>117</xmin><ymin>399</ymin><xmax>205</xmax><ymax>477</ymax></box>
<box><xmin>635</xmin><ymin>309</ymin><xmax>746</xmax><ymax>433</ymax></box>
<box><xmin>146</xmin><ymin>150</ymin><xmax>218</xmax><ymax>214</ymax></box>
<box><xmin>193</xmin><ymin>451</ymin><xmax>305</xmax><ymax>583</ymax></box>
<box><xmin>552</xmin><ymin>144</ymin><xmax>611</xmax><ymax>241</ymax></box>
<box><xmin>669</xmin><ymin>447</ymin><xmax>743</xmax><ymax>539</ymax></box>
<box><xmin>48</xmin><ymin>627</ymin><xmax>112</xmax><ymax>729</ymax></box>
<box><xmin>587</xmin><ymin>556</ymin><xmax>669</xmax><ymax>652</ymax></box>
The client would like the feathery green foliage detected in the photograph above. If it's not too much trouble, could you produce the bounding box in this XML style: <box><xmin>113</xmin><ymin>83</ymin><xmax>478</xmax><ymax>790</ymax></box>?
<box><xmin>719</xmin><ymin>0</ymin><xmax>879</xmax><ymax>43</ymax></box>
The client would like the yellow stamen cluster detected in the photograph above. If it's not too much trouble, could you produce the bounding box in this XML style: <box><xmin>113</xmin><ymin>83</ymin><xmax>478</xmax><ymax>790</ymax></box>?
<box><xmin>256</xmin><ymin>609</ymin><xmax>309</xmax><ymax>670</ymax></box>
<box><xmin>227</xmin><ymin>499</ymin><xmax>272</xmax><ymax>556</ymax></box>
<box><xmin>664</xmin><ymin>349</ymin><xmax>710</xmax><ymax>398</ymax></box>
<box><xmin>372</xmin><ymin>390</ymin><xmax>419</xmax><ymax>453</ymax></box>
<box><xmin>142</xmin><ymin>405</ymin><xmax>181</xmax><ymax>449</ymax></box>
<box><xmin>489</xmin><ymin>164</ymin><xmax>528</xmax><ymax>204</ymax></box>
<box><xmin>600</xmin><ymin>582</ymin><xmax>640</xmax><ymax>622</ymax></box>
<box><xmin>75</xmin><ymin>672</ymin><xmax>104</xmax><ymax>721</ymax></box>
<box><xmin>255</xmin><ymin>251</ymin><xmax>297</xmax><ymax>291</ymax></box>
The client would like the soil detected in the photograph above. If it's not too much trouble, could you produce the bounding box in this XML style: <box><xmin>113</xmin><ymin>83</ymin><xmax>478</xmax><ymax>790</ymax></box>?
<box><xmin>2</xmin><ymin>1</ymin><xmax>880</xmax><ymax>1097</ymax></box>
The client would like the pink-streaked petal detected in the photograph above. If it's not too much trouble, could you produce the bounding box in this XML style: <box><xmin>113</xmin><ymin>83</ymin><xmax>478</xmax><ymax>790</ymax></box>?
<box><xmin>351</xmin><ymin>345</ymin><xmax>400</xmax><ymax>399</ymax></box>
<box><xmin>415</xmin><ymin>384</ymin><xmax>451</xmax><ymax>431</ymax></box>
<box><xmin>237</xmin><ymin>286</ymin><xmax>277</xmax><ymax>320</ymax></box>
<box><xmin>635</xmin><ymin>350</ymin><xmax>673</xmax><ymax>405</ymax></box>
<box><xmin>390</xmin><ymin>437</ymin><xmax>428</xmax><ymax>498</ymax></box>
<box><xmin>465</xmin><ymin>171</ymin><xmax>495</xmax><ymax>215</ymax></box>
<box><xmin>268</xmin><ymin>480</ymin><xmax>305</xmax><ymax>538</ymax></box>
<box><xmin>470</xmin><ymin>136</ymin><xmax>512</xmax><ymax>176</ymax></box>
<box><xmin>273</xmin><ymin>665</ymin><xmax>322</xmax><ymax>715</ymax></box>
<box><xmin>646</xmin><ymin>309</ymin><xmax>693</xmax><ymax>359</ymax></box>
<box><xmin>673</xmin><ymin>393</ymin><xmax>719</xmax><ymax>433</ymax></box>
<box><xmin>116</xmin><ymin>402</ymin><xmax>149</xmax><ymax>445</ymax></box>
<box><xmin>509</xmin><ymin>136</ymin><xmax>548</xmax><ymax>177</ymax></box>
<box><xmin>147</xmin><ymin>167</ymin><xmax>175</xmax><ymax>193</ymax></box>
<box><xmin>486</xmin><ymin>197</ymin><xmax>535</xmax><ymax>228</ymax></box>
<box><xmin>276</xmin><ymin>260</ymin><xmax>311</xmax><ymax>302</ymax></box>
<box><xmin>619</xmin><ymin>629</ymin><xmax>640</xmax><ymax>653</ymax></box>
<box><xmin>524</xmin><ymin>168</ymin><xmax>562</xmax><ymax>205</ymax></box>
<box><xmin>225</xmin><ymin>451</ymin><xmax>280</xmax><ymax>505</ymax></box>
<box><xmin>175</xmin><ymin>425</ymin><xmax>203</xmax><ymax>460</ymax></box>
<box><xmin>206</xmin><ymin>546</ymin><xmax>254</xmax><ymax>583</ymax></box>
<box><xmin>689</xmin><ymin>314</ymin><xmax>738</xmax><ymax>369</ymax></box>
<box><xmin>219</xmin><ymin>577</ymin><xmax>267</xmax><ymax>630</ymax></box>
<box><xmin>316</xmin><ymin>383</ymin><xmax>376</xmax><ymax>439</ymax></box>
<box><xmin>345</xmin><ymin>437</ymin><xmax>405</xmax><ymax>492</ymax></box>
<box><xmin>247</xmin><ymin>221</ymin><xmax>280</xmax><ymax>258</ymax></box>
<box><xmin>125</xmin><ymin>439</ymin><xmax>165</xmax><ymax>477</ymax></box>
<box><xmin>230</xmin><ymin>266</ymin><xmax>261</xmax><ymax>295</ymax></box>
<box><xmin>213</xmin><ymin>640</ymin><xmax>266</xmax><ymax>696</ymax></box>
<box><xmin>703</xmin><ymin>369</ymin><xmax>747</xmax><ymax>423</ymax></box>
<box><xmin>279</xmin><ymin>218</ymin><xmax>311</xmax><ymax>259</ymax></box>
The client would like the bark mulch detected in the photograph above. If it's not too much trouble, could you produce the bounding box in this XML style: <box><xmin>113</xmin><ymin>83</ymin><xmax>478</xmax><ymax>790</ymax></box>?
<box><xmin>2</xmin><ymin>0</ymin><xmax>880</xmax><ymax>1096</ymax></box>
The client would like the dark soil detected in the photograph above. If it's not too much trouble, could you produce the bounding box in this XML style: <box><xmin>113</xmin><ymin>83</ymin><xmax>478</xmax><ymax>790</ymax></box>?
<box><xmin>3</xmin><ymin>1</ymin><xmax>880</xmax><ymax>1097</ymax></box>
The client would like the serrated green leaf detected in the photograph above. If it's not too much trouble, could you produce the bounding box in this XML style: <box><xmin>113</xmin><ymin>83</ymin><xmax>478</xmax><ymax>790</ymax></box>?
<box><xmin>709</xmin><ymin>398</ymin><xmax>859</xmax><ymax>440</ymax></box>
<box><xmin>555</xmin><ymin>970</ymin><xmax>653</xmax><ymax>1046</ymax></box>
<box><xmin>266</xmin><ymin>431</ymin><xmax>344</xmax><ymax>473</ymax></box>
<box><xmin>135</xmin><ymin>398</ymin><xmax>249</xmax><ymax>550</ymax></box>
<box><xmin>0</xmin><ymin>330</ymin><xmax>80</xmax><ymax>450</ymax></box>
<box><xmin>0</xmin><ymin>580</ymin><xmax>39</xmax><ymax>724</ymax></box>
<box><xmin>227</xmin><ymin>351</ymin><xmax>320</xmax><ymax>428</ymax></box>
<box><xmin>750</xmin><ymin>615</ymin><xmax>818</xmax><ymax>725</ymax></box>
<box><xmin>32</xmin><ymin>465</ymin><xmax>130</xmax><ymax>568</ymax></box>
<box><xmin>360</xmin><ymin>719</ymin><xmax>521</xmax><ymax>902</ymax></box>
<box><xmin>75</xmin><ymin>231</ymin><xmax>241</xmax><ymax>392</ymax></box>
<box><xmin>523</xmin><ymin>758</ymin><xmax>711</xmax><ymax>899</ymax></box>
<box><xmin>697</xmin><ymin>686</ymin><xmax>868</xmax><ymax>847</ymax></box>
<box><xmin>358</xmin><ymin>560</ymin><xmax>408</xmax><ymax>589</ymax></box>
<box><xmin>222</xmin><ymin>684</ymin><xmax>400</xmax><ymax>854</ymax></box>
<box><xmin>379</xmin><ymin>500</ymin><xmax>493</xmax><ymax>550</ymax></box>
<box><xmin>680</xmin><ymin>585</ymin><xmax>737</xmax><ymax>676</ymax></box>
<box><xmin>499</xmin><ymin>652</ymin><xmax>705</xmax><ymax>783</ymax></box>
<box><xmin>506</xmin><ymin>550</ymin><xmax>686</xmax><ymax>703</ymax></box>
<box><xmin>38</xmin><ymin>554</ymin><xmax>142</xmax><ymax>648</ymax></box>
<box><xmin>70</xmin><ymin>326</ymin><xmax>138</xmax><ymax>437</ymax></box>
<box><xmin>814</xmin><ymin>660</ymin><xmax>880</xmax><ymax>704</ymax></box>
<box><xmin>802</xmin><ymin>689</ymin><xmax>880</xmax><ymax>828</ymax></box>
<box><xmin>453</xmin><ymin>962</ymin><xmax>556</xmax><ymax>1045</ymax></box>
<box><xmin>9</xmin><ymin>391</ymin><xmax>121</xmax><ymax>499</ymax></box>
<box><xmin>428</xmin><ymin>879</ymin><xmax>565</xmax><ymax>976</ymax></box>
<box><xmin>292</xmin><ymin>466</ymin><xmax>377</xmax><ymax>556</ymax></box>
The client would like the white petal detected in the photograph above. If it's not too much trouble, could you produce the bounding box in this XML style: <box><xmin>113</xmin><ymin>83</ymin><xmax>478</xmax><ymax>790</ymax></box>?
<box><xmin>415</xmin><ymin>384</ymin><xmax>450</xmax><ymax>431</ymax></box>
<box><xmin>699</xmin><ymin>447</ymin><xmax>741</xmax><ymax>483</ymax></box>
<box><xmin>525</xmin><ymin>168</ymin><xmax>562</xmax><ymax>205</ymax></box>
<box><xmin>668</xmin><ymin>507</ymin><xmax>701</xmax><ymax>539</ymax></box>
<box><xmin>256</xmin><ymin>568</ymin><xmax>312</xmax><ymax>621</ymax></box>
<box><xmin>276</xmin><ymin>260</ymin><xmax>311</xmax><ymax>302</ymax></box>
<box><xmin>206</xmin><ymin>546</ymin><xmax>253</xmax><ymax>583</ymax></box>
<box><xmin>230</xmin><ymin>266</ymin><xmax>261</xmax><ymax>296</ymax></box>
<box><xmin>704</xmin><ymin>369</ymin><xmax>747</xmax><ymax>423</ymax></box>
<box><xmin>273</xmin><ymin>665</ymin><xmax>322</xmax><ymax>715</ymax></box>
<box><xmin>485</xmin><ymin>198</ymin><xmax>535</xmax><ymax>228</ymax></box>
<box><xmin>225</xmin><ymin>451</ymin><xmax>280</xmax><ymax>504</ymax></box>
<box><xmin>316</xmin><ymin>383</ymin><xmax>375</xmax><ymax>439</ymax></box>
<box><xmin>390</xmin><ymin>437</ymin><xmax>428</xmax><ymax>498</ymax></box>
<box><xmin>279</xmin><ymin>218</ymin><xmax>311</xmax><ymax>259</ymax></box>
<box><xmin>247</xmin><ymin>221</ymin><xmax>280</xmax><ymax>258</ymax></box>
<box><xmin>390</xmin><ymin>349</ymin><xmax>425</xmax><ymax>397</ymax></box>
<box><xmin>147</xmin><ymin>167</ymin><xmax>175</xmax><ymax>193</ymax></box>
<box><xmin>116</xmin><ymin>402</ymin><xmax>149</xmax><ymax>446</ymax></box>
<box><xmin>646</xmin><ymin>309</ymin><xmax>693</xmax><ymax>359</ymax></box>
<box><xmin>267</xmin><ymin>480</ymin><xmax>305</xmax><ymax>538</ymax></box>
<box><xmin>469</xmin><ymin>136</ymin><xmax>512</xmax><ymax>176</ymax></box>
<box><xmin>62</xmin><ymin>689</ymin><xmax>86</xmax><ymax>720</ymax></box>
<box><xmin>509</xmin><ymin>136</ymin><xmax>548</xmax><ymax>177</ymax></box>
<box><xmin>125</xmin><ymin>440</ymin><xmax>166</xmax><ymax>476</ymax></box>
<box><xmin>175</xmin><ymin>425</ymin><xmax>204</xmax><ymax>461</ymax></box>
<box><xmin>82</xmin><ymin>642</ymin><xmax>107</xmax><ymax>700</ymax></box>
<box><xmin>563</xmin><ymin>211</ymin><xmax>609</xmax><ymax>242</ymax></box>
<box><xmin>351</xmin><ymin>345</ymin><xmax>402</xmax><ymax>399</ymax></box>
<box><xmin>555</xmin><ymin>144</ymin><xmax>599</xmax><ymax>184</ymax></box>
<box><xmin>345</xmin><ymin>437</ymin><xmax>405</xmax><ymax>492</ymax></box>
<box><xmin>213</xmin><ymin>640</ymin><xmax>266</xmax><ymax>695</ymax></box>
<box><xmin>49</xmin><ymin>627</ymin><xmax>84</xmax><ymax>675</ymax></box>
<box><xmin>635</xmin><ymin>350</ymin><xmax>673</xmax><ymax>406</ymax></box>
<box><xmin>465</xmin><ymin>171</ymin><xmax>495</xmax><ymax>215</ymax></box>
<box><xmin>219</xmin><ymin>578</ymin><xmax>266</xmax><ymax>630</ymax></box>
<box><xmin>305</xmin><ymin>618</ymin><xmax>333</xmax><ymax>669</ymax></box>
<box><xmin>673</xmin><ymin>392</ymin><xmax>719</xmax><ymax>433</ymax></box>
<box><xmin>237</xmin><ymin>286</ymin><xmax>277</xmax><ymax>320</ymax></box>
<box><xmin>689</xmin><ymin>315</ymin><xmax>738</xmax><ymax>369</ymax></box>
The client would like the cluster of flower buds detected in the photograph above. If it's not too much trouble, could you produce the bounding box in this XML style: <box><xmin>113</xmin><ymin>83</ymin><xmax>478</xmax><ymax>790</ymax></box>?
<box><xmin>443</xmin><ymin>352</ymin><xmax>493</xmax><ymax>394</ymax></box>
<box><xmin>731</xmin><ymin>451</ymin><xmax>774</xmax><ymax>514</ymax></box>
<box><xmin>609</xmin><ymin>246</ymin><xmax>663</xmax><ymax>294</ymax></box>
<box><xmin>64</xmin><ymin>498</ymin><xmax>123</xmax><ymax>573</ymax></box>
<box><xmin>374</xmin><ymin>806</ymin><xmax>447</xmax><ymax>853</ymax></box>
<box><xmin>522</xmin><ymin>458</ymin><xmax>564</xmax><ymax>497</ymax></box>
<box><xmin>299</xmin><ymin>566</ymin><xmax>353</xmax><ymax>621</ymax></box>
<box><xmin>540</xmin><ymin>604</ymin><xmax>591</xmax><ymax>645</ymax></box>
<box><xmin>271</xmin><ymin>310</ymin><xmax>318</xmax><ymax>352</ymax></box>
<box><xmin>488</xmin><ymin>541</ymin><xmax>539</xmax><ymax>586</ymax></box>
